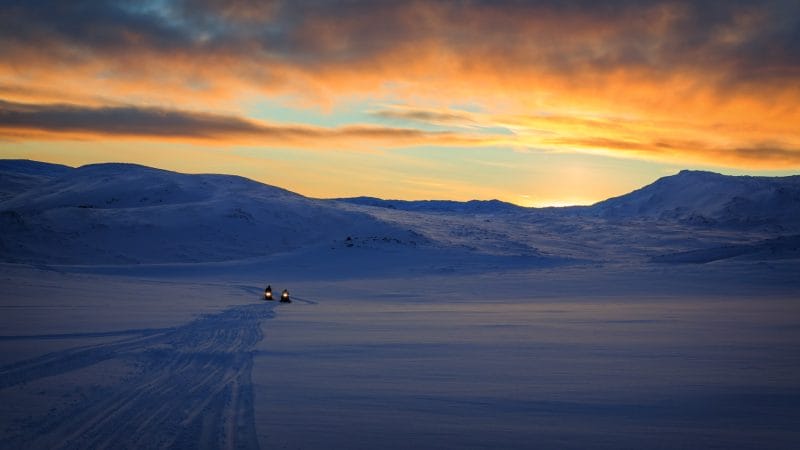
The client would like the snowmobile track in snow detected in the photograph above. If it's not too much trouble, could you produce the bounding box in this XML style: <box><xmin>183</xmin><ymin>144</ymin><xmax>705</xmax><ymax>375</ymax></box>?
<box><xmin>0</xmin><ymin>303</ymin><xmax>275</xmax><ymax>449</ymax></box>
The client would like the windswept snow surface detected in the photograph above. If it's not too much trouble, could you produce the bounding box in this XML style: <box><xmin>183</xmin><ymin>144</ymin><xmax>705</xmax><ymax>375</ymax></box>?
<box><xmin>2</xmin><ymin>262</ymin><xmax>799</xmax><ymax>450</ymax></box>
<box><xmin>1</xmin><ymin>160</ymin><xmax>799</xmax><ymax>449</ymax></box>
<box><xmin>254</xmin><ymin>271</ymin><xmax>800</xmax><ymax>450</ymax></box>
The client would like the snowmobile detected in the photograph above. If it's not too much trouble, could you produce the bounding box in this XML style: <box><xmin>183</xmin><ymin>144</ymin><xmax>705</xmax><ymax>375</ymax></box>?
<box><xmin>280</xmin><ymin>289</ymin><xmax>291</xmax><ymax>303</ymax></box>
<box><xmin>264</xmin><ymin>285</ymin><xmax>273</xmax><ymax>301</ymax></box>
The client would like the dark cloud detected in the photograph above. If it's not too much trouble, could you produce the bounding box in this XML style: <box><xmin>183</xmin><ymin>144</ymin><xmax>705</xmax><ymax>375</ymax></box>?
<box><xmin>0</xmin><ymin>100</ymin><xmax>262</xmax><ymax>138</ymax></box>
<box><xmin>730</xmin><ymin>145</ymin><xmax>800</xmax><ymax>163</ymax></box>
<box><xmin>0</xmin><ymin>1</ymin><xmax>192</xmax><ymax>55</ymax></box>
<box><xmin>1</xmin><ymin>1</ymin><xmax>797</xmax><ymax>88</ymax></box>
<box><xmin>0</xmin><ymin>100</ymin><xmax>483</xmax><ymax>146</ymax></box>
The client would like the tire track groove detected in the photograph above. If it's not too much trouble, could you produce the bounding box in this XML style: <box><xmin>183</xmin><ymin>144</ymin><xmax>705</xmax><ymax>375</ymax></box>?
<box><xmin>0</xmin><ymin>303</ymin><xmax>274</xmax><ymax>449</ymax></box>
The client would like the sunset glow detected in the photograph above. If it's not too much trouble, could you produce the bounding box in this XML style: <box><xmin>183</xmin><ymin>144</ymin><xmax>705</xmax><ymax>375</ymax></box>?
<box><xmin>1</xmin><ymin>1</ymin><xmax>798</xmax><ymax>205</ymax></box>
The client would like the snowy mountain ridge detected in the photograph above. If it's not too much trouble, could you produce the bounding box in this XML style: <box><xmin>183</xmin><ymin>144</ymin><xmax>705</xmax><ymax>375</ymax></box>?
<box><xmin>335</xmin><ymin>196</ymin><xmax>524</xmax><ymax>214</ymax></box>
<box><xmin>1</xmin><ymin>160</ymin><xmax>798</xmax><ymax>266</ymax></box>
<box><xmin>588</xmin><ymin>170</ymin><xmax>800</xmax><ymax>227</ymax></box>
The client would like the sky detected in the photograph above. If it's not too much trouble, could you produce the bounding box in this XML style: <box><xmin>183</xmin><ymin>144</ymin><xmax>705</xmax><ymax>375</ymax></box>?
<box><xmin>1</xmin><ymin>0</ymin><xmax>799</xmax><ymax>206</ymax></box>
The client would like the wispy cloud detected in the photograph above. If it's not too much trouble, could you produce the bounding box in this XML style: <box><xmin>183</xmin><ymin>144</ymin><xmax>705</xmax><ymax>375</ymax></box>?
<box><xmin>545</xmin><ymin>136</ymin><xmax>800</xmax><ymax>167</ymax></box>
<box><xmin>369</xmin><ymin>105</ymin><xmax>800</xmax><ymax>167</ymax></box>
<box><xmin>372</xmin><ymin>108</ymin><xmax>478</xmax><ymax>127</ymax></box>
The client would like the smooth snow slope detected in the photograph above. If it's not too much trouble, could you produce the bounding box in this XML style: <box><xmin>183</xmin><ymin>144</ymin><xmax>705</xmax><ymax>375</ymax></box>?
<box><xmin>0</xmin><ymin>161</ymin><xmax>422</xmax><ymax>264</ymax></box>
<box><xmin>0</xmin><ymin>160</ymin><xmax>72</xmax><ymax>202</ymax></box>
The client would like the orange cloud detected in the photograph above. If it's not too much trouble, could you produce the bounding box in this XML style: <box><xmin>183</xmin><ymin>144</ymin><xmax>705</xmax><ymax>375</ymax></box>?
<box><xmin>373</xmin><ymin>104</ymin><xmax>800</xmax><ymax>168</ymax></box>
<box><xmin>0</xmin><ymin>100</ymin><xmax>492</xmax><ymax>149</ymax></box>
<box><xmin>0</xmin><ymin>1</ymin><xmax>797</xmax><ymax>169</ymax></box>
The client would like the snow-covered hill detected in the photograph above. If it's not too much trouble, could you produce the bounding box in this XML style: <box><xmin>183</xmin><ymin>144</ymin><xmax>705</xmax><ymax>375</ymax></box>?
<box><xmin>588</xmin><ymin>170</ymin><xmax>800</xmax><ymax>228</ymax></box>
<box><xmin>0</xmin><ymin>161</ymin><xmax>421</xmax><ymax>264</ymax></box>
<box><xmin>1</xmin><ymin>161</ymin><xmax>799</xmax><ymax>266</ymax></box>
<box><xmin>0</xmin><ymin>160</ymin><xmax>72</xmax><ymax>202</ymax></box>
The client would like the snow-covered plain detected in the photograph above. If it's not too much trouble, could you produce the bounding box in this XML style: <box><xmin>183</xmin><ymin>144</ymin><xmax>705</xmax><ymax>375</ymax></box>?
<box><xmin>1</xmin><ymin>160</ymin><xmax>799</xmax><ymax>449</ymax></box>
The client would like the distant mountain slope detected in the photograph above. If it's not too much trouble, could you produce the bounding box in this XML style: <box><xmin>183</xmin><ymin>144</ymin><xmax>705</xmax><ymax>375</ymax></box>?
<box><xmin>0</xmin><ymin>162</ymin><xmax>421</xmax><ymax>264</ymax></box>
<box><xmin>0</xmin><ymin>159</ymin><xmax>73</xmax><ymax>202</ymax></box>
<box><xmin>335</xmin><ymin>197</ymin><xmax>524</xmax><ymax>214</ymax></box>
<box><xmin>588</xmin><ymin>170</ymin><xmax>800</xmax><ymax>227</ymax></box>
<box><xmin>2</xmin><ymin>160</ymin><xmax>799</xmax><ymax>266</ymax></box>
<box><xmin>2</xmin><ymin>162</ymin><xmax>298</xmax><ymax>211</ymax></box>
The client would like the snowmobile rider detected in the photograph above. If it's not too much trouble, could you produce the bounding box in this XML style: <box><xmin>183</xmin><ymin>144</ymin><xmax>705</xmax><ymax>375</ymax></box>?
<box><xmin>264</xmin><ymin>285</ymin><xmax>273</xmax><ymax>300</ymax></box>
<box><xmin>281</xmin><ymin>289</ymin><xmax>291</xmax><ymax>303</ymax></box>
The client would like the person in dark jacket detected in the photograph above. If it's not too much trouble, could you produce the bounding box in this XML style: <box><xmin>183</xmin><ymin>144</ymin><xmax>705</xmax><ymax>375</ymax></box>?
<box><xmin>264</xmin><ymin>285</ymin><xmax>273</xmax><ymax>300</ymax></box>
